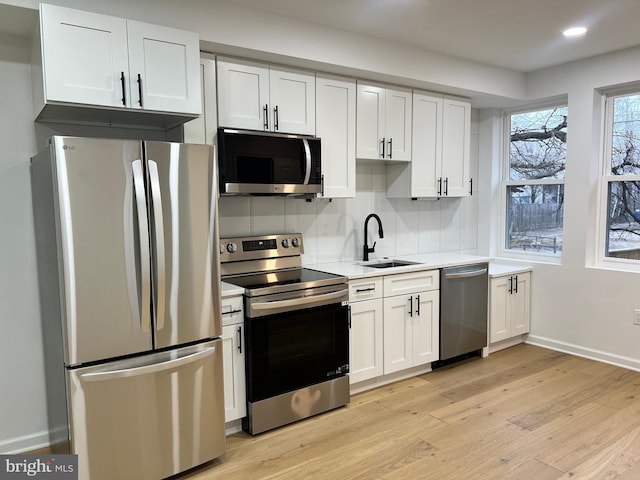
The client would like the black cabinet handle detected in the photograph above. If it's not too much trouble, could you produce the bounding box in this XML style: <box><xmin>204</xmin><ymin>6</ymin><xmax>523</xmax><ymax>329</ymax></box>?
<box><xmin>356</xmin><ymin>287</ymin><xmax>375</xmax><ymax>293</ymax></box>
<box><xmin>120</xmin><ymin>72</ymin><xmax>126</xmax><ymax>106</ymax></box>
<box><xmin>437</xmin><ymin>177</ymin><xmax>442</xmax><ymax>196</ymax></box>
<box><xmin>514</xmin><ymin>275</ymin><xmax>518</xmax><ymax>294</ymax></box>
<box><xmin>408</xmin><ymin>296</ymin><xmax>413</xmax><ymax>317</ymax></box>
<box><xmin>508</xmin><ymin>276</ymin><xmax>513</xmax><ymax>294</ymax></box>
<box><xmin>415</xmin><ymin>294</ymin><xmax>420</xmax><ymax>316</ymax></box>
<box><xmin>221</xmin><ymin>309</ymin><xmax>242</xmax><ymax>316</ymax></box>
<box><xmin>348</xmin><ymin>305</ymin><xmax>352</xmax><ymax>329</ymax></box>
<box><xmin>237</xmin><ymin>326</ymin><xmax>242</xmax><ymax>353</ymax></box>
<box><xmin>444</xmin><ymin>177</ymin><xmax>449</xmax><ymax>196</ymax></box>
<box><xmin>137</xmin><ymin>74</ymin><xmax>143</xmax><ymax>107</ymax></box>
<box><xmin>388</xmin><ymin>138</ymin><xmax>393</xmax><ymax>159</ymax></box>
<box><xmin>380</xmin><ymin>137</ymin><xmax>386</xmax><ymax>158</ymax></box>
<box><xmin>263</xmin><ymin>104</ymin><xmax>269</xmax><ymax>130</ymax></box>
<box><xmin>274</xmin><ymin>105</ymin><xmax>279</xmax><ymax>130</ymax></box>
<box><xmin>469</xmin><ymin>178</ymin><xmax>473</xmax><ymax>195</ymax></box>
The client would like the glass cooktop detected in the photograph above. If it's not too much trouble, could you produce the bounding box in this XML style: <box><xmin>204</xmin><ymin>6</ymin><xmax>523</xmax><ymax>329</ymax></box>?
<box><xmin>223</xmin><ymin>268</ymin><xmax>346</xmax><ymax>296</ymax></box>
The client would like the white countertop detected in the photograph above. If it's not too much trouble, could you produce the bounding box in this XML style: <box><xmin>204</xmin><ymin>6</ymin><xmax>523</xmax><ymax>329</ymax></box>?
<box><xmin>488</xmin><ymin>262</ymin><xmax>533</xmax><ymax>278</ymax></box>
<box><xmin>306</xmin><ymin>253</ymin><xmax>491</xmax><ymax>280</ymax></box>
<box><xmin>221</xmin><ymin>281</ymin><xmax>244</xmax><ymax>298</ymax></box>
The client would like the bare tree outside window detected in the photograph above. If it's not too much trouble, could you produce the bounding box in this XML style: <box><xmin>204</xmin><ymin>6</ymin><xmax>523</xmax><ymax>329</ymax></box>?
<box><xmin>605</xmin><ymin>93</ymin><xmax>640</xmax><ymax>260</ymax></box>
<box><xmin>505</xmin><ymin>106</ymin><xmax>567</xmax><ymax>254</ymax></box>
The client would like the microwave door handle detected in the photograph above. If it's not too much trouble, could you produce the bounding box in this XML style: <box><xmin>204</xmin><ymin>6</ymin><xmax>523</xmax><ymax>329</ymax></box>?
<box><xmin>302</xmin><ymin>138</ymin><xmax>311</xmax><ymax>185</ymax></box>
<box><xmin>132</xmin><ymin>160</ymin><xmax>151</xmax><ymax>333</ymax></box>
<box><xmin>147</xmin><ymin>160</ymin><xmax>166</xmax><ymax>331</ymax></box>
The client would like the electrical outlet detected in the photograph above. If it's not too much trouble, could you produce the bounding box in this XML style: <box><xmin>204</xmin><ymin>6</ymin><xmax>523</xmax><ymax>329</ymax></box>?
<box><xmin>634</xmin><ymin>309</ymin><xmax>640</xmax><ymax>326</ymax></box>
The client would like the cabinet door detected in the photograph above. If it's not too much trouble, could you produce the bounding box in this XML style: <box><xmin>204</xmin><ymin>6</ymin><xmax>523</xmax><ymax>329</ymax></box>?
<box><xmin>270</xmin><ymin>67</ymin><xmax>316</xmax><ymax>135</ymax></box>
<box><xmin>222</xmin><ymin>323</ymin><xmax>246</xmax><ymax>422</ymax></box>
<box><xmin>383</xmin><ymin>295</ymin><xmax>413</xmax><ymax>374</ymax></box>
<box><xmin>489</xmin><ymin>276</ymin><xmax>511</xmax><ymax>343</ymax></box>
<box><xmin>441</xmin><ymin>97</ymin><xmax>471</xmax><ymax>197</ymax></box>
<box><xmin>316</xmin><ymin>74</ymin><xmax>356</xmax><ymax>198</ymax></box>
<box><xmin>217</xmin><ymin>58</ymin><xmax>270</xmax><ymax>130</ymax></box>
<box><xmin>510</xmin><ymin>273</ymin><xmax>531</xmax><ymax>336</ymax></box>
<box><xmin>183</xmin><ymin>57</ymin><xmax>217</xmax><ymax>144</ymax></box>
<box><xmin>356</xmin><ymin>83</ymin><xmax>386</xmax><ymax>160</ymax></box>
<box><xmin>349</xmin><ymin>299</ymin><xmax>384</xmax><ymax>384</ymax></box>
<box><xmin>412</xmin><ymin>290</ymin><xmax>439</xmax><ymax>365</ymax></box>
<box><xmin>385</xmin><ymin>88</ymin><xmax>412</xmax><ymax>161</ymax></box>
<box><xmin>40</xmin><ymin>4</ymin><xmax>129</xmax><ymax>108</ymax></box>
<box><xmin>411</xmin><ymin>92</ymin><xmax>443</xmax><ymax>197</ymax></box>
<box><xmin>127</xmin><ymin>21</ymin><xmax>201</xmax><ymax>114</ymax></box>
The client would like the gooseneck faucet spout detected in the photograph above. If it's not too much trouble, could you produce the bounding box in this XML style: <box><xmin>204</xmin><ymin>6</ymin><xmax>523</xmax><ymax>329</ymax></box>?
<box><xmin>363</xmin><ymin>213</ymin><xmax>384</xmax><ymax>261</ymax></box>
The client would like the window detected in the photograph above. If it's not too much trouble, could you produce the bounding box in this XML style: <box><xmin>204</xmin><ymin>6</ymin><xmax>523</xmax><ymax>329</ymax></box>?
<box><xmin>504</xmin><ymin>105</ymin><xmax>567</xmax><ymax>255</ymax></box>
<box><xmin>602</xmin><ymin>91</ymin><xmax>640</xmax><ymax>262</ymax></box>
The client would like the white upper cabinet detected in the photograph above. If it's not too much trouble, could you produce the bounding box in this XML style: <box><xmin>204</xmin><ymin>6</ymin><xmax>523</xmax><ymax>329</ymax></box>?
<box><xmin>38</xmin><ymin>4</ymin><xmax>129</xmax><ymax>109</ymax></box>
<box><xmin>356</xmin><ymin>83</ymin><xmax>412</xmax><ymax>161</ymax></box>
<box><xmin>35</xmin><ymin>4</ymin><xmax>201</xmax><ymax>127</ymax></box>
<box><xmin>315</xmin><ymin>74</ymin><xmax>356</xmax><ymax>198</ymax></box>
<box><xmin>126</xmin><ymin>21</ymin><xmax>201</xmax><ymax>114</ymax></box>
<box><xmin>441</xmin><ymin>97</ymin><xmax>472</xmax><ymax>197</ymax></box>
<box><xmin>387</xmin><ymin>91</ymin><xmax>471</xmax><ymax>198</ymax></box>
<box><xmin>183</xmin><ymin>55</ymin><xmax>218</xmax><ymax>145</ymax></box>
<box><xmin>217</xmin><ymin>57</ymin><xmax>315</xmax><ymax>135</ymax></box>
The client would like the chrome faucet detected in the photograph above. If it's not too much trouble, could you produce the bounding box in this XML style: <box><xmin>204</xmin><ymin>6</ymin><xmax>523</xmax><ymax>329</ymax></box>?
<box><xmin>363</xmin><ymin>213</ymin><xmax>384</xmax><ymax>261</ymax></box>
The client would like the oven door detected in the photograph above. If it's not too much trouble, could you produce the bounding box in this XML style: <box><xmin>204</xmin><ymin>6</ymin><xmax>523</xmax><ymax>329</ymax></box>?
<box><xmin>244</xmin><ymin>301</ymin><xmax>349</xmax><ymax>402</ymax></box>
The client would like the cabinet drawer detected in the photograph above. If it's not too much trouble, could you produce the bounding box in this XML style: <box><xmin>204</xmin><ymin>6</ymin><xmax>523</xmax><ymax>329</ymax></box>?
<box><xmin>349</xmin><ymin>277</ymin><xmax>383</xmax><ymax>301</ymax></box>
<box><xmin>221</xmin><ymin>295</ymin><xmax>244</xmax><ymax>327</ymax></box>
<box><xmin>384</xmin><ymin>270</ymin><xmax>439</xmax><ymax>296</ymax></box>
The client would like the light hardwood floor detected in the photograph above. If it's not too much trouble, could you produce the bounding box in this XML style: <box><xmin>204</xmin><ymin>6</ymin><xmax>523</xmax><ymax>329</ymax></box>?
<box><xmin>179</xmin><ymin>344</ymin><xmax>640</xmax><ymax>480</ymax></box>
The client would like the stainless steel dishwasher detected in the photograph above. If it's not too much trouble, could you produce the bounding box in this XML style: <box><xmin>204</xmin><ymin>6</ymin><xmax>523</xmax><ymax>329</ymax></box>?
<box><xmin>438</xmin><ymin>263</ymin><xmax>489</xmax><ymax>362</ymax></box>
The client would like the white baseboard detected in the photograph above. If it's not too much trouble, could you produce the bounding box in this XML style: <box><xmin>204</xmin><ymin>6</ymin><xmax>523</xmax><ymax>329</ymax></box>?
<box><xmin>526</xmin><ymin>334</ymin><xmax>640</xmax><ymax>372</ymax></box>
<box><xmin>0</xmin><ymin>430</ymin><xmax>50</xmax><ymax>454</ymax></box>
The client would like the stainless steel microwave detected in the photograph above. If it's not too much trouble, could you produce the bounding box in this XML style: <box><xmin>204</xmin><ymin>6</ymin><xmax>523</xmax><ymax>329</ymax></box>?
<box><xmin>217</xmin><ymin>128</ymin><xmax>322</xmax><ymax>196</ymax></box>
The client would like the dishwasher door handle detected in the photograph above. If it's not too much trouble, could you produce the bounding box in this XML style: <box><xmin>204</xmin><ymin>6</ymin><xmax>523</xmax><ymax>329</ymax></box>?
<box><xmin>444</xmin><ymin>268</ymin><xmax>488</xmax><ymax>280</ymax></box>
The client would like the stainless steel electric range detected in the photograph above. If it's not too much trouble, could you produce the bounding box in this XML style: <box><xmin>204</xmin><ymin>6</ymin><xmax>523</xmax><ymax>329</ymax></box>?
<box><xmin>220</xmin><ymin>233</ymin><xmax>350</xmax><ymax>435</ymax></box>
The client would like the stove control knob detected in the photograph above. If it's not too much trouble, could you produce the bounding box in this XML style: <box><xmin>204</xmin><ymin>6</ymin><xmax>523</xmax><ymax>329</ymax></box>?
<box><xmin>281</xmin><ymin>239</ymin><xmax>289</xmax><ymax>248</ymax></box>
<box><xmin>226</xmin><ymin>242</ymin><xmax>238</xmax><ymax>253</ymax></box>
<box><xmin>291</xmin><ymin>238</ymin><xmax>300</xmax><ymax>248</ymax></box>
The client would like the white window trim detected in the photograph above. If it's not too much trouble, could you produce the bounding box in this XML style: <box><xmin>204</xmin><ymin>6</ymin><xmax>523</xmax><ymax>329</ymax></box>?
<box><xmin>498</xmin><ymin>102</ymin><xmax>567</xmax><ymax>263</ymax></box>
<box><xmin>595</xmin><ymin>88</ymin><xmax>640</xmax><ymax>272</ymax></box>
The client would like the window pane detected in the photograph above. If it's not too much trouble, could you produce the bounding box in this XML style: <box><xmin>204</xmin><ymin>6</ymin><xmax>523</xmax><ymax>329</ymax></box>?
<box><xmin>509</xmin><ymin>107</ymin><xmax>567</xmax><ymax>180</ymax></box>
<box><xmin>611</xmin><ymin>94</ymin><xmax>640</xmax><ymax>175</ymax></box>
<box><xmin>606</xmin><ymin>181</ymin><xmax>640</xmax><ymax>259</ymax></box>
<box><xmin>506</xmin><ymin>184</ymin><xmax>564</xmax><ymax>254</ymax></box>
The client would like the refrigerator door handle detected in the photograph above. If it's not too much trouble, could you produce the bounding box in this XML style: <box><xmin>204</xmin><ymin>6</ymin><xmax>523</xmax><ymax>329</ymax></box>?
<box><xmin>148</xmin><ymin>160</ymin><xmax>166</xmax><ymax>331</ymax></box>
<box><xmin>80</xmin><ymin>347</ymin><xmax>216</xmax><ymax>382</ymax></box>
<box><xmin>132</xmin><ymin>159</ymin><xmax>151</xmax><ymax>333</ymax></box>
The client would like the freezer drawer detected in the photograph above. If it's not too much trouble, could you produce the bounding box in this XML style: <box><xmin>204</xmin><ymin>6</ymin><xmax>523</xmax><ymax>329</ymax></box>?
<box><xmin>67</xmin><ymin>340</ymin><xmax>225</xmax><ymax>480</ymax></box>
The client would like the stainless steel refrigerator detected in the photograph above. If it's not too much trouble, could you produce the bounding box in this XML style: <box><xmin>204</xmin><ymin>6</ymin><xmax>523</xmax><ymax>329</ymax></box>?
<box><xmin>31</xmin><ymin>136</ymin><xmax>225</xmax><ymax>480</ymax></box>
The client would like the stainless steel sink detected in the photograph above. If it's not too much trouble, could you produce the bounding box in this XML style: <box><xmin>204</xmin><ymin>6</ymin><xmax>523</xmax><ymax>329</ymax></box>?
<box><xmin>364</xmin><ymin>259</ymin><xmax>421</xmax><ymax>269</ymax></box>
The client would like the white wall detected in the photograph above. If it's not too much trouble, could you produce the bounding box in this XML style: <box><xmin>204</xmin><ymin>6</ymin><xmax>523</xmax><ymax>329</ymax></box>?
<box><xmin>0</xmin><ymin>33</ymin><xmax>47</xmax><ymax>453</ymax></box>
<box><xmin>480</xmin><ymin>45</ymin><xmax>640</xmax><ymax>370</ymax></box>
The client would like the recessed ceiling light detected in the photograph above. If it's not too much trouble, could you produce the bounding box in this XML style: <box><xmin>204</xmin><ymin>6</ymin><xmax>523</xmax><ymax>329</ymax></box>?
<box><xmin>563</xmin><ymin>26</ymin><xmax>587</xmax><ymax>38</ymax></box>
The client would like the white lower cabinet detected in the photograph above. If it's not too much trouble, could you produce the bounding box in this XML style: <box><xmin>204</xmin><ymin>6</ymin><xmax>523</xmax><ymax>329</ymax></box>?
<box><xmin>348</xmin><ymin>277</ymin><xmax>384</xmax><ymax>384</ymax></box>
<box><xmin>383</xmin><ymin>271</ymin><xmax>439</xmax><ymax>374</ymax></box>
<box><xmin>489</xmin><ymin>271</ymin><xmax>531</xmax><ymax>345</ymax></box>
<box><xmin>348</xmin><ymin>270</ymin><xmax>439</xmax><ymax>385</ymax></box>
<box><xmin>221</xmin><ymin>295</ymin><xmax>246</xmax><ymax>423</ymax></box>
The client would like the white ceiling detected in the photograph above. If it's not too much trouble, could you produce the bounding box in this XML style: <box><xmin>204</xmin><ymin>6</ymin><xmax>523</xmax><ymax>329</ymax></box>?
<box><xmin>223</xmin><ymin>0</ymin><xmax>640</xmax><ymax>73</ymax></box>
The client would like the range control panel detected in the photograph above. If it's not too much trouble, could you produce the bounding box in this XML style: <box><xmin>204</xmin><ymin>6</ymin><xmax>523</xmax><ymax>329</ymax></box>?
<box><xmin>220</xmin><ymin>233</ymin><xmax>304</xmax><ymax>263</ymax></box>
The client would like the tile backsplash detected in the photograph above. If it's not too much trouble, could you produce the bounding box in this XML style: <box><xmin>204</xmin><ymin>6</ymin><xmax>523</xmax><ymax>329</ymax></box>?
<box><xmin>218</xmin><ymin>162</ymin><xmax>479</xmax><ymax>266</ymax></box>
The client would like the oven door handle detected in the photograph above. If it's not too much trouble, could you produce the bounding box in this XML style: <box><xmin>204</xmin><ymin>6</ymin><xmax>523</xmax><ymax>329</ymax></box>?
<box><xmin>251</xmin><ymin>289</ymin><xmax>348</xmax><ymax>312</ymax></box>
